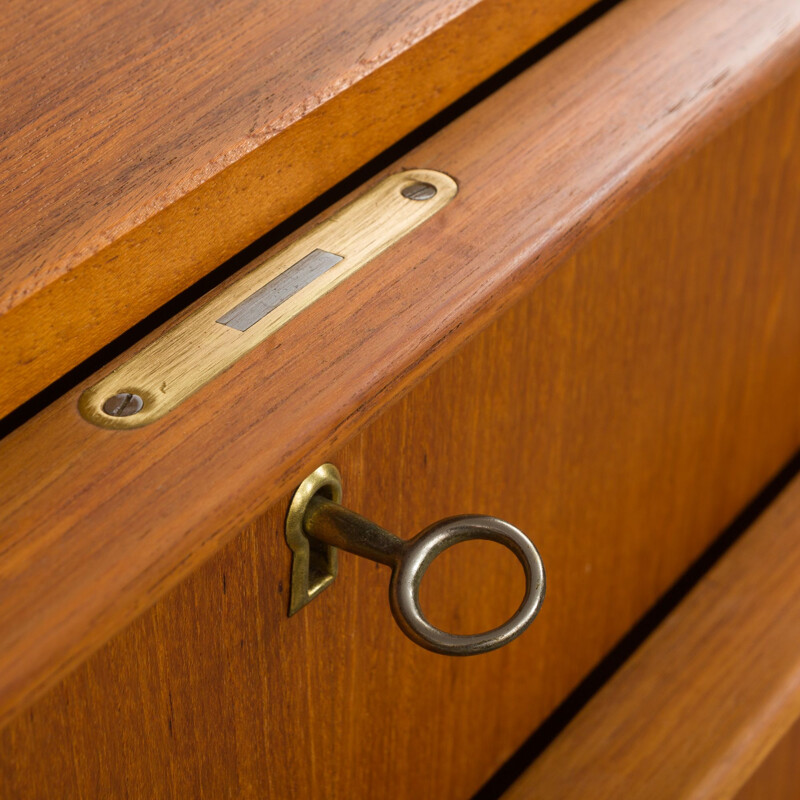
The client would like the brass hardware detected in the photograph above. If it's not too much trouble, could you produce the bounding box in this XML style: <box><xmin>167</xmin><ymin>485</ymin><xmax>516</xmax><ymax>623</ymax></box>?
<box><xmin>285</xmin><ymin>464</ymin><xmax>546</xmax><ymax>656</ymax></box>
<box><xmin>285</xmin><ymin>463</ymin><xmax>343</xmax><ymax>615</ymax></box>
<box><xmin>80</xmin><ymin>169</ymin><xmax>458</xmax><ymax>429</ymax></box>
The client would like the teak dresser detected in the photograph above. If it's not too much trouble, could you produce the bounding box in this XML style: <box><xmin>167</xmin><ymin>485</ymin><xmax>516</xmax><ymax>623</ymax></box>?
<box><xmin>1</xmin><ymin>0</ymin><xmax>800</xmax><ymax>797</ymax></box>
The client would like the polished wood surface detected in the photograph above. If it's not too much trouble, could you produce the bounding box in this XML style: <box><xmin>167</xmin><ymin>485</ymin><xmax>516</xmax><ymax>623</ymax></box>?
<box><xmin>0</xmin><ymin>0</ymin><xmax>593</xmax><ymax>418</ymax></box>
<box><xmin>502</xmin><ymin>473</ymin><xmax>800</xmax><ymax>800</ymax></box>
<box><xmin>0</xmin><ymin>0</ymin><xmax>799</xmax><ymax>730</ymax></box>
<box><xmin>3</xmin><ymin>70</ymin><xmax>800</xmax><ymax>797</ymax></box>
<box><xmin>736</xmin><ymin>718</ymin><xmax>800</xmax><ymax>800</ymax></box>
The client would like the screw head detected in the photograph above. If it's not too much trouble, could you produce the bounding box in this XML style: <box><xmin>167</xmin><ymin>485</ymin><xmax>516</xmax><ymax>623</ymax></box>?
<box><xmin>102</xmin><ymin>392</ymin><xmax>144</xmax><ymax>417</ymax></box>
<box><xmin>401</xmin><ymin>181</ymin><xmax>437</xmax><ymax>201</ymax></box>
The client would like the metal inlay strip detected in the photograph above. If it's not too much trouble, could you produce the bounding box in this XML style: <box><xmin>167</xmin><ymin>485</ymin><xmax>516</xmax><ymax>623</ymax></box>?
<box><xmin>79</xmin><ymin>169</ymin><xmax>457</xmax><ymax>428</ymax></box>
<box><xmin>217</xmin><ymin>249</ymin><xmax>343</xmax><ymax>331</ymax></box>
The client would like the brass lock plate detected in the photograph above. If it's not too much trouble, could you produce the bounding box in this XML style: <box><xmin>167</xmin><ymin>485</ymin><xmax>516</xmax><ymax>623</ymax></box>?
<box><xmin>79</xmin><ymin>169</ymin><xmax>457</xmax><ymax>428</ymax></box>
<box><xmin>285</xmin><ymin>463</ymin><xmax>344</xmax><ymax>615</ymax></box>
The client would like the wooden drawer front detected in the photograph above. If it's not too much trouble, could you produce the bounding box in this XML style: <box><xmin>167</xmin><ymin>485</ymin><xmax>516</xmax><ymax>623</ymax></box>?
<box><xmin>2</xmin><ymin>2</ymin><xmax>800</xmax><ymax>798</ymax></box>
<box><xmin>2</xmin><ymin>64</ymin><xmax>800</xmax><ymax>798</ymax></box>
<box><xmin>737</xmin><ymin>719</ymin><xmax>800</xmax><ymax>800</ymax></box>
<box><xmin>3</xmin><ymin>0</ymin><xmax>800</xmax><ymax>728</ymax></box>
<box><xmin>504</xmin><ymin>472</ymin><xmax>800</xmax><ymax>800</ymax></box>
<box><xmin>0</xmin><ymin>0</ymin><xmax>597</xmax><ymax>417</ymax></box>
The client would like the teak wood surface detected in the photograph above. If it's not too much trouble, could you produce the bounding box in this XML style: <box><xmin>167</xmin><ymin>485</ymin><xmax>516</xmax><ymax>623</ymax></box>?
<box><xmin>2</xmin><ymin>60</ymin><xmax>800</xmax><ymax>799</ymax></box>
<box><xmin>0</xmin><ymin>0</ymin><xmax>593</xmax><ymax>418</ymax></box>
<box><xmin>0</xmin><ymin>0</ymin><xmax>799</xmax><ymax>733</ymax></box>
<box><xmin>736</xmin><ymin>718</ymin><xmax>800</xmax><ymax>800</ymax></box>
<box><xmin>503</xmin><ymin>473</ymin><xmax>800</xmax><ymax>800</ymax></box>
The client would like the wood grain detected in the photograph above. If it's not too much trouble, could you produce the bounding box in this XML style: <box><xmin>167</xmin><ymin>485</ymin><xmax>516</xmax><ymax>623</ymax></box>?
<box><xmin>736</xmin><ymin>717</ymin><xmax>800</xmax><ymax>800</ymax></box>
<box><xmin>78</xmin><ymin>170</ymin><xmax>458</xmax><ymax>428</ymax></box>
<box><xmin>0</xmin><ymin>0</ymin><xmax>799</xmax><ymax>734</ymax></box>
<box><xmin>2</xmin><ymin>60</ymin><xmax>800</xmax><ymax>799</ymax></box>
<box><xmin>0</xmin><ymin>0</ymin><xmax>593</xmax><ymax>419</ymax></box>
<box><xmin>502</xmin><ymin>473</ymin><xmax>800</xmax><ymax>800</ymax></box>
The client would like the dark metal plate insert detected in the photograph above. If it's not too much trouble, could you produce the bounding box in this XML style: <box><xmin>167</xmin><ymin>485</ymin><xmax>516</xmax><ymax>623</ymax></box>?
<box><xmin>216</xmin><ymin>249</ymin><xmax>343</xmax><ymax>331</ymax></box>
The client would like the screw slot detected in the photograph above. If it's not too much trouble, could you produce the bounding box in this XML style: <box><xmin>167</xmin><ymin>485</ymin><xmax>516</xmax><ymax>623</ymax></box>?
<box><xmin>102</xmin><ymin>392</ymin><xmax>144</xmax><ymax>417</ymax></box>
<box><xmin>401</xmin><ymin>181</ymin><xmax>437</xmax><ymax>201</ymax></box>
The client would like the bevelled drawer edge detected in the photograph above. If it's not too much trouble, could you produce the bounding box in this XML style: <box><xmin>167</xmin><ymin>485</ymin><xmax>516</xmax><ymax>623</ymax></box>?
<box><xmin>502</xmin><ymin>471</ymin><xmax>800</xmax><ymax>800</ymax></box>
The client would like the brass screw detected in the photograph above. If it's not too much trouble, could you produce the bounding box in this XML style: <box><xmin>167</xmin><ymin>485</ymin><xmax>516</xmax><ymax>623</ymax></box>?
<box><xmin>102</xmin><ymin>392</ymin><xmax>144</xmax><ymax>417</ymax></box>
<box><xmin>401</xmin><ymin>182</ymin><xmax>437</xmax><ymax>201</ymax></box>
